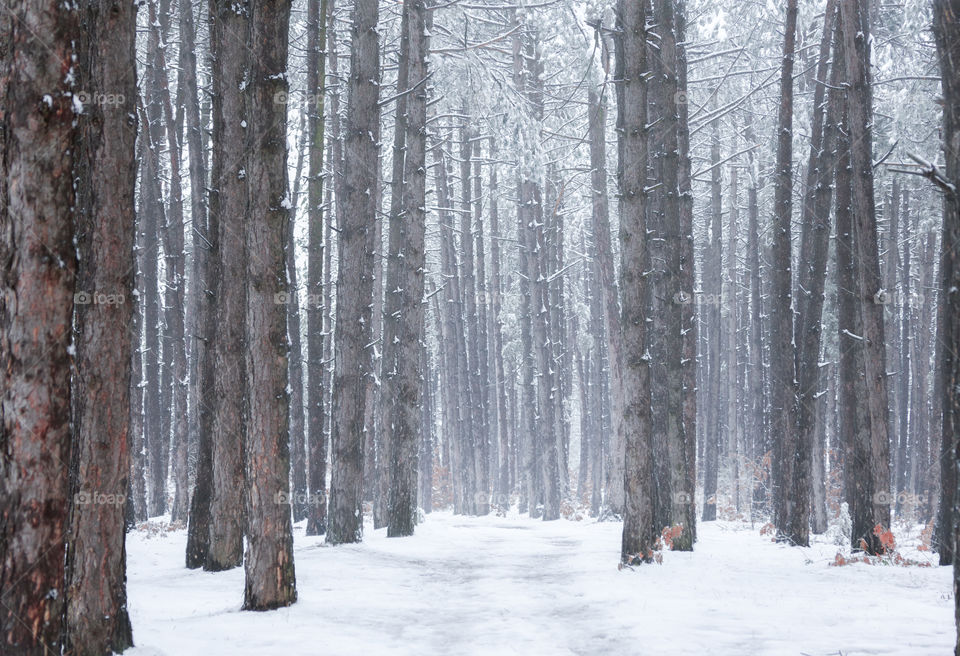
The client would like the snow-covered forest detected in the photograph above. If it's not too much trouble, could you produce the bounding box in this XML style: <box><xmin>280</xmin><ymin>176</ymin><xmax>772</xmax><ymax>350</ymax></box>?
<box><xmin>1</xmin><ymin>0</ymin><xmax>958</xmax><ymax>653</ymax></box>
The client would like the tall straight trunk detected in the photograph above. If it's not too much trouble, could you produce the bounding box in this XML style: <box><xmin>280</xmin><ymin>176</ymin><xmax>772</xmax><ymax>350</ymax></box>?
<box><xmin>142</xmin><ymin>11</ymin><xmax>167</xmax><ymax>516</ymax></box>
<box><xmin>475</xmin><ymin>140</ymin><xmax>495</xmax><ymax>507</ymax></box>
<box><xmin>617</xmin><ymin>0</ymin><xmax>655</xmax><ymax>563</ymax></box>
<box><xmin>898</xmin><ymin>192</ymin><xmax>913</xmax><ymax>498</ymax></box>
<box><xmin>745</xmin><ymin>130</ymin><xmax>767</xmax><ymax>516</ymax></box>
<box><xmin>676</xmin><ymin>0</ymin><xmax>697</xmax><ymax>547</ymax></box>
<box><xmin>419</xmin><ymin>342</ymin><xmax>435</xmax><ymax>513</ymax></box>
<box><xmin>771</xmin><ymin>0</ymin><xmax>804</xmax><ymax>545</ymax></box>
<box><xmin>306</xmin><ymin>0</ymin><xmax>332</xmax><ymax>537</ymax></box>
<box><xmin>929</xmin><ymin>5</ymin><xmax>960</xmax><ymax>645</ymax></box>
<box><xmin>932</xmin><ymin>0</ymin><xmax>960</xmax><ymax>572</ymax></box>
<box><xmin>286</xmin><ymin>166</ymin><xmax>308</xmax><ymax>522</ymax></box>
<box><xmin>702</xmin><ymin>118</ymin><xmax>722</xmax><ymax>522</ymax></box>
<box><xmin>459</xmin><ymin>120</ymin><xmax>489</xmax><ymax>516</ymax></box>
<box><xmin>131</xmin><ymin>206</ymin><xmax>148</xmax><ymax>525</ymax></box>
<box><xmin>0</xmin><ymin>2</ymin><xmax>79</xmax><ymax>650</ymax></box>
<box><xmin>724</xmin><ymin>135</ymin><xmax>740</xmax><ymax>513</ymax></box>
<box><xmin>185</xmin><ymin>0</ymin><xmax>215</xmax><ymax>567</ymax></box>
<box><xmin>242</xmin><ymin>0</ymin><xmax>297</xmax><ymax>608</ymax></box>
<box><xmin>328</xmin><ymin>0</ymin><xmax>380</xmax><ymax>544</ymax></box>
<box><xmin>147</xmin><ymin>1</ymin><xmax>189</xmax><ymax>525</ymax></box>
<box><xmin>66</xmin><ymin>1</ymin><xmax>137</xmax><ymax>650</ymax></box>
<box><xmin>795</xmin><ymin>0</ymin><xmax>841</xmax><ymax>540</ymax></box>
<box><xmin>587</xmin><ymin>35</ymin><xmax>626</xmax><ymax>519</ymax></box>
<box><xmin>489</xmin><ymin>139</ymin><xmax>511</xmax><ymax>499</ymax></box>
<box><xmin>838</xmin><ymin>0</ymin><xmax>891</xmax><ymax>554</ymax></box>
<box><xmin>206</xmin><ymin>0</ymin><xmax>248</xmax><ymax>571</ymax></box>
<box><xmin>378</xmin><ymin>2</ymin><xmax>412</xmax><ymax>530</ymax></box>
<box><xmin>436</xmin><ymin>143</ymin><xmax>473</xmax><ymax>514</ymax></box>
<box><xmin>385</xmin><ymin>0</ymin><xmax>429</xmax><ymax>536</ymax></box>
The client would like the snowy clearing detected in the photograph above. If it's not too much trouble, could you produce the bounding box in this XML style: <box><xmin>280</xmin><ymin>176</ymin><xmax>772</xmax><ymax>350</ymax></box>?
<box><xmin>126</xmin><ymin>513</ymin><xmax>952</xmax><ymax>655</ymax></box>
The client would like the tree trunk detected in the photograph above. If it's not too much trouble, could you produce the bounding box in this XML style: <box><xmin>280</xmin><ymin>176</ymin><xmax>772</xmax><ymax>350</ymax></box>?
<box><xmin>327</xmin><ymin>0</ymin><xmax>380</xmax><ymax>545</ymax></box>
<box><xmin>702</xmin><ymin>117</ymin><xmax>722</xmax><ymax>522</ymax></box>
<box><xmin>66</xmin><ymin>1</ymin><xmax>137</xmax><ymax>650</ymax></box>
<box><xmin>932</xmin><ymin>0</ymin><xmax>960</xmax><ymax>577</ymax></box>
<box><xmin>838</xmin><ymin>0</ymin><xmax>891</xmax><ymax>555</ymax></box>
<box><xmin>185</xmin><ymin>0</ymin><xmax>215</xmax><ymax>567</ymax></box>
<box><xmin>306</xmin><ymin>0</ymin><xmax>332</xmax><ymax>537</ymax></box>
<box><xmin>771</xmin><ymin>0</ymin><xmax>804</xmax><ymax>545</ymax></box>
<box><xmin>384</xmin><ymin>0</ymin><xmax>429</xmax><ymax>537</ymax></box>
<box><xmin>206</xmin><ymin>0</ymin><xmax>248</xmax><ymax>571</ymax></box>
<box><xmin>795</xmin><ymin>0</ymin><xmax>841</xmax><ymax>539</ymax></box>
<box><xmin>240</xmin><ymin>0</ymin><xmax>297</xmax><ymax>608</ymax></box>
<box><xmin>617</xmin><ymin>0</ymin><xmax>655</xmax><ymax>564</ymax></box>
<box><xmin>0</xmin><ymin>2</ymin><xmax>79</xmax><ymax>650</ymax></box>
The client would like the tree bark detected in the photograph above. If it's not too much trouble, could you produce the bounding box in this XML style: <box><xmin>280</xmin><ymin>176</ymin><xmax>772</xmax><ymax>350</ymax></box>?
<box><xmin>771</xmin><ymin>0</ymin><xmax>804</xmax><ymax>545</ymax></box>
<box><xmin>66</xmin><ymin>0</ymin><xmax>137</xmax><ymax>650</ymax></box>
<box><xmin>617</xmin><ymin>0</ymin><xmax>655</xmax><ymax>564</ymax></box>
<box><xmin>838</xmin><ymin>0</ymin><xmax>891</xmax><ymax>555</ymax></box>
<box><xmin>327</xmin><ymin>0</ymin><xmax>380</xmax><ymax>545</ymax></box>
<box><xmin>0</xmin><ymin>2</ymin><xmax>79</xmax><ymax>650</ymax></box>
<box><xmin>932</xmin><ymin>0</ymin><xmax>960</xmax><ymax>579</ymax></box>
<box><xmin>385</xmin><ymin>0</ymin><xmax>429</xmax><ymax>537</ymax></box>
<box><xmin>306</xmin><ymin>0</ymin><xmax>332</xmax><ymax>538</ymax></box>
<box><xmin>206</xmin><ymin>0</ymin><xmax>248</xmax><ymax>571</ymax></box>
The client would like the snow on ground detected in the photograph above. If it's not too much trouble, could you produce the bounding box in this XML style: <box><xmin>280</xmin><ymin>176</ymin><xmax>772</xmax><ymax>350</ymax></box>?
<box><xmin>126</xmin><ymin>512</ymin><xmax>953</xmax><ymax>656</ymax></box>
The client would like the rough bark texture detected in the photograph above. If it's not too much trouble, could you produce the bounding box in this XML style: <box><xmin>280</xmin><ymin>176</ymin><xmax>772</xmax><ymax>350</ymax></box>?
<box><xmin>617</xmin><ymin>0</ymin><xmax>655</xmax><ymax>564</ymax></box>
<box><xmin>65</xmin><ymin>0</ymin><xmax>137</xmax><ymax>651</ymax></box>
<box><xmin>771</xmin><ymin>0</ymin><xmax>804</xmax><ymax>546</ymax></box>
<box><xmin>305</xmin><ymin>0</ymin><xmax>331</xmax><ymax>538</ymax></box>
<box><xmin>0</xmin><ymin>2</ymin><xmax>79</xmax><ymax>651</ymax></box>
<box><xmin>185</xmin><ymin>0</ymin><xmax>214</xmax><ymax>568</ymax></box>
<box><xmin>794</xmin><ymin>0</ymin><xmax>840</xmax><ymax>543</ymax></box>
<box><xmin>206</xmin><ymin>0</ymin><xmax>247</xmax><ymax>572</ymax></box>
<box><xmin>327</xmin><ymin>0</ymin><xmax>380</xmax><ymax>545</ymax></box>
<box><xmin>932</xmin><ymin>1</ymin><xmax>960</xmax><ymax>622</ymax></box>
<box><xmin>838</xmin><ymin>0</ymin><xmax>891</xmax><ymax>555</ymax></box>
<box><xmin>385</xmin><ymin>0</ymin><xmax>429</xmax><ymax>537</ymax></box>
<box><xmin>241</xmin><ymin>0</ymin><xmax>297</xmax><ymax>609</ymax></box>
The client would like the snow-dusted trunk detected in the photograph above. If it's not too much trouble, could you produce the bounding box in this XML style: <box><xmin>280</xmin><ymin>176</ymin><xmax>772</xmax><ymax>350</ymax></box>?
<box><xmin>142</xmin><ymin>7</ymin><xmax>167</xmax><ymax>517</ymax></box>
<box><xmin>383</xmin><ymin>0</ymin><xmax>429</xmax><ymax>537</ymax></box>
<box><xmin>305</xmin><ymin>0</ymin><xmax>329</xmax><ymax>537</ymax></box>
<box><xmin>617</xmin><ymin>0</ymin><xmax>655</xmax><ymax>564</ymax></box>
<box><xmin>702</xmin><ymin>119</ymin><xmax>722</xmax><ymax>522</ymax></box>
<box><xmin>241</xmin><ymin>0</ymin><xmax>297</xmax><ymax>608</ymax></box>
<box><xmin>488</xmin><ymin>139</ymin><xmax>512</xmax><ymax>500</ymax></box>
<box><xmin>328</xmin><ymin>0</ymin><xmax>381</xmax><ymax>545</ymax></box>
<box><xmin>838</xmin><ymin>0</ymin><xmax>891</xmax><ymax>555</ymax></box>
<box><xmin>770</xmin><ymin>0</ymin><xmax>803</xmax><ymax>545</ymax></box>
<box><xmin>0</xmin><ymin>1</ymin><xmax>79</xmax><ymax>649</ymax></box>
<box><xmin>932</xmin><ymin>0</ymin><xmax>960</xmax><ymax>573</ymax></box>
<box><xmin>206</xmin><ymin>0</ymin><xmax>248</xmax><ymax>571</ymax></box>
<box><xmin>65</xmin><ymin>1</ymin><xmax>137</xmax><ymax>650</ymax></box>
<box><xmin>185</xmin><ymin>0</ymin><xmax>215</xmax><ymax>567</ymax></box>
<box><xmin>795</xmin><ymin>0</ymin><xmax>841</xmax><ymax>539</ymax></box>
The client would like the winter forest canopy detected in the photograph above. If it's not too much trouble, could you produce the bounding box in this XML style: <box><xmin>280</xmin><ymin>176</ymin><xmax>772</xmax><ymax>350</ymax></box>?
<box><xmin>1</xmin><ymin>0</ymin><xmax>959</xmax><ymax>653</ymax></box>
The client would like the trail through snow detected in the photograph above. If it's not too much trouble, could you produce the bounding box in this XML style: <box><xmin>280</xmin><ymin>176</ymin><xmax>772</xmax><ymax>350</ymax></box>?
<box><xmin>126</xmin><ymin>512</ymin><xmax>952</xmax><ymax>655</ymax></box>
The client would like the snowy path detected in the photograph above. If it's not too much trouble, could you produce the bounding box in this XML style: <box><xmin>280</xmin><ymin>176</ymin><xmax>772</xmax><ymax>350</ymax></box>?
<box><xmin>126</xmin><ymin>512</ymin><xmax>953</xmax><ymax>655</ymax></box>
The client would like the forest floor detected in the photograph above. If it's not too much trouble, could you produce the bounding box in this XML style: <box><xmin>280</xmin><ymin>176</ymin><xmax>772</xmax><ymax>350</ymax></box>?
<box><xmin>126</xmin><ymin>510</ymin><xmax>952</xmax><ymax>655</ymax></box>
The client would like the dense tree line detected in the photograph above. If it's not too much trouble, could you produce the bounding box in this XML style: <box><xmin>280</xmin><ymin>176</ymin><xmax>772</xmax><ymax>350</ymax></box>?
<box><xmin>1</xmin><ymin>0</ymin><xmax>959</xmax><ymax>653</ymax></box>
